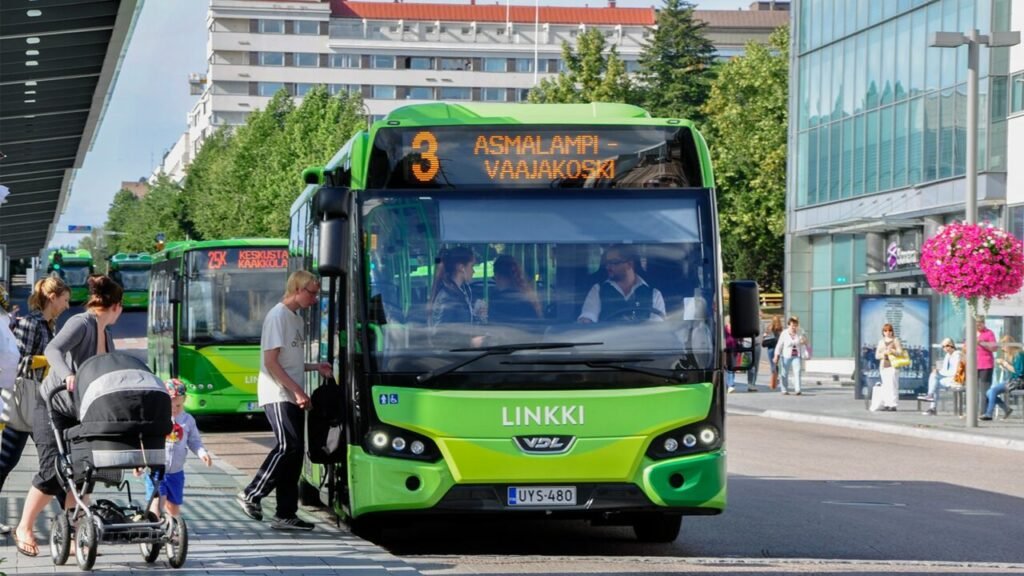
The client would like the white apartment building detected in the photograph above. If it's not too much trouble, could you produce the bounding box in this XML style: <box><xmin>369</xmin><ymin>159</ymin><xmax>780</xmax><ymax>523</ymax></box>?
<box><xmin>155</xmin><ymin>0</ymin><xmax>788</xmax><ymax>181</ymax></box>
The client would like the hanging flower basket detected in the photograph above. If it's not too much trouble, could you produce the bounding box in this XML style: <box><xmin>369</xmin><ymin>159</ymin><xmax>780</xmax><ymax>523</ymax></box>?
<box><xmin>919</xmin><ymin>222</ymin><xmax>1024</xmax><ymax>318</ymax></box>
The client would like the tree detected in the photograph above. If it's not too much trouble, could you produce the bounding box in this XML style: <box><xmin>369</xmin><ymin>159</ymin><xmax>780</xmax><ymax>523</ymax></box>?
<box><xmin>529</xmin><ymin>28</ymin><xmax>634</xmax><ymax>104</ymax></box>
<box><xmin>182</xmin><ymin>86</ymin><xmax>366</xmax><ymax>239</ymax></box>
<box><xmin>78</xmin><ymin>227</ymin><xmax>111</xmax><ymax>271</ymax></box>
<box><xmin>701</xmin><ymin>26</ymin><xmax>789</xmax><ymax>292</ymax></box>
<box><xmin>636</xmin><ymin>0</ymin><xmax>716</xmax><ymax>123</ymax></box>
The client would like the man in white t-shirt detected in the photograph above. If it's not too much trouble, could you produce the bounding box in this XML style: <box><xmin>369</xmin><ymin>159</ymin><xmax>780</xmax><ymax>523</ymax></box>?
<box><xmin>238</xmin><ymin>270</ymin><xmax>332</xmax><ymax>531</ymax></box>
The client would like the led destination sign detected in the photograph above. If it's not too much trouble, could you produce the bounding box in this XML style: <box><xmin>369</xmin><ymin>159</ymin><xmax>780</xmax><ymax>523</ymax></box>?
<box><xmin>410</xmin><ymin>131</ymin><xmax>616</xmax><ymax>183</ymax></box>
<box><xmin>372</xmin><ymin>125</ymin><xmax>696</xmax><ymax>189</ymax></box>
<box><xmin>200</xmin><ymin>248</ymin><xmax>288</xmax><ymax>271</ymax></box>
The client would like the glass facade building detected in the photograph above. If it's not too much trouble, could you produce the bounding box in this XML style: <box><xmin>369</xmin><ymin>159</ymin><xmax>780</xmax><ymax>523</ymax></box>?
<box><xmin>787</xmin><ymin>0</ymin><xmax>1019</xmax><ymax>358</ymax></box>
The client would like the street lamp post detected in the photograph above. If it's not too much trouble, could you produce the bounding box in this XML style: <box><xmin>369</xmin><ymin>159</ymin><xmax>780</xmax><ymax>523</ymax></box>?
<box><xmin>930</xmin><ymin>29</ymin><xmax>1020</xmax><ymax>428</ymax></box>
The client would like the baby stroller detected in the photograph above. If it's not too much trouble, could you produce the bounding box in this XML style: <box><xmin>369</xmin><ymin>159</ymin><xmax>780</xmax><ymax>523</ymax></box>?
<box><xmin>43</xmin><ymin>352</ymin><xmax>187</xmax><ymax>570</ymax></box>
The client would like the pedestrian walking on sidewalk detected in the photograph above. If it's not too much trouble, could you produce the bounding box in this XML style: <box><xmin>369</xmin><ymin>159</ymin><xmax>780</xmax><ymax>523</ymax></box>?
<box><xmin>13</xmin><ymin>275</ymin><xmax>122</xmax><ymax>557</ymax></box>
<box><xmin>0</xmin><ymin>276</ymin><xmax>70</xmax><ymax>535</ymax></box>
<box><xmin>975</xmin><ymin>317</ymin><xmax>998</xmax><ymax>416</ymax></box>
<box><xmin>923</xmin><ymin>337</ymin><xmax>961</xmax><ymax>415</ymax></box>
<box><xmin>872</xmin><ymin>323</ymin><xmax>903</xmax><ymax>412</ymax></box>
<box><xmin>137</xmin><ymin>378</ymin><xmax>212</xmax><ymax>518</ymax></box>
<box><xmin>981</xmin><ymin>336</ymin><xmax>1022</xmax><ymax>421</ymax></box>
<box><xmin>237</xmin><ymin>270</ymin><xmax>332</xmax><ymax>531</ymax></box>
<box><xmin>773</xmin><ymin>316</ymin><xmax>808</xmax><ymax>395</ymax></box>
<box><xmin>762</xmin><ymin>316</ymin><xmax>783</xmax><ymax>390</ymax></box>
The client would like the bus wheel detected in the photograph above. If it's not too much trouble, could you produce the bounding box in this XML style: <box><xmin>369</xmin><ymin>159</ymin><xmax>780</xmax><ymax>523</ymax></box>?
<box><xmin>299</xmin><ymin>478</ymin><xmax>323</xmax><ymax>507</ymax></box>
<box><xmin>632</xmin><ymin>514</ymin><xmax>682</xmax><ymax>543</ymax></box>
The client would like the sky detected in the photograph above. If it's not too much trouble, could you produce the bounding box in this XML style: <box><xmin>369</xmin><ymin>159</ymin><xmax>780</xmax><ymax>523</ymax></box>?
<box><xmin>50</xmin><ymin>0</ymin><xmax>758</xmax><ymax>248</ymax></box>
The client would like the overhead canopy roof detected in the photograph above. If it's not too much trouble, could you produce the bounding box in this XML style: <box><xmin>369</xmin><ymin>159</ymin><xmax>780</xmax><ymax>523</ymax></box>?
<box><xmin>0</xmin><ymin>0</ymin><xmax>140</xmax><ymax>258</ymax></box>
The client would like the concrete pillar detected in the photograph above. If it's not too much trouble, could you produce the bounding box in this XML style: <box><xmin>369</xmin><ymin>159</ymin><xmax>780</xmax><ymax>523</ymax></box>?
<box><xmin>865</xmin><ymin>232</ymin><xmax>885</xmax><ymax>294</ymax></box>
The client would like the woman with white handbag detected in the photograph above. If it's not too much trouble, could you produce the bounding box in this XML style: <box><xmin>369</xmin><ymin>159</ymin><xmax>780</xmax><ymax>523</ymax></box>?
<box><xmin>873</xmin><ymin>323</ymin><xmax>905</xmax><ymax>412</ymax></box>
<box><xmin>0</xmin><ymin>276</ymin><xmax>69</xmax><ymax>535</ymax></box>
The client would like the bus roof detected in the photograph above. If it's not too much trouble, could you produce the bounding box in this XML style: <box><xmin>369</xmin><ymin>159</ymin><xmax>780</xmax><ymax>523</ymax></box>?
<box><xmin>49</xmin><ymin>248</ymin><xmax>92</xmax><ymax>262</ymax></box>
<box><xmin>109</xmin><ymin>252</ymin><xmax>153</xmax><ymax>267</ymax></box>
<box><xmin>377</xmin><ymin>102</ymin><xmax>661</xmax><ymax>125</ymax></box>
<box><xmin>152</xmin><ymin>238</ymin><xmax>287</xmax><ymax>261</ymax></box>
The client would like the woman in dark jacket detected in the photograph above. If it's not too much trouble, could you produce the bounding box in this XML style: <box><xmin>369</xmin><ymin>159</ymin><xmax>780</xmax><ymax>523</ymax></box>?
<box><xmin>12</xmin><ymin>275</ymin><xmax>122</xmax><ymax>557</ymax></box>
<box><xmin>0</xmin><ymin>276</ymin><xmax>69</xmax><ymax>535</ymax></box>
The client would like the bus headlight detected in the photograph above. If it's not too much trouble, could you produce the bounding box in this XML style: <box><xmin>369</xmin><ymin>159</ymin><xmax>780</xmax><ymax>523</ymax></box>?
<box><xmin>646</xmin><ymin>423</ymin><xmax>723</xmax><ymax>460</ymax></box>
<box><xmin>364</xmin><ymin>425</ymin><xmax>440</xmax><ymax>462</ymax></box>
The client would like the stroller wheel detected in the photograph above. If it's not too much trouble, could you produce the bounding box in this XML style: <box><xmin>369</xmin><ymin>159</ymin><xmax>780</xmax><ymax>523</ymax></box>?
<box><xmin>49</xmin><ymin>512</ymin><xmax>72</xmax><ymax>565</ymax></box>
<box><xmin>164</xmin><ymin>513</ymin><xmax>188</xmax><ymax>569</ymax></box>
<box><xmin>140</xmin><ymin>511</ymin><xmax>162</xmax><ymax>563</ymax></box>
<box><xmin>75</xmin><ymin>516</ymin><xmax>99</xmax><ymax>571</ymax></box>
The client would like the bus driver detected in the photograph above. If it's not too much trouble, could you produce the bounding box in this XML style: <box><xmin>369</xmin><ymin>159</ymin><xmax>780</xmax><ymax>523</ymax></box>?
<box><xmin>577</xmin><ymin>245</ymin><xmax>666</xmax><ymax>324</ymax></box>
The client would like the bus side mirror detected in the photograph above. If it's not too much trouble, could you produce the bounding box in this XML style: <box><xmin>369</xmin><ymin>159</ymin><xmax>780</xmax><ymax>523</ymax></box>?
<box><xmin>728</xmin><ymin>280</ymin><xmax>760</xmax><ymax>338</ymax></box>
<box><xmin>317</xmin><ymin>187</ymin><xmax>351</xmax><ymax>278</ymax></box>
<box><xmin>169</xmin><ymin>275</ymin><xmax>183</xmax><ymax>304</ymax></box>
<box><xmin>303</xmin><ymin>166</ymin><xmax>325</xmax><ymax>186</ymax></box>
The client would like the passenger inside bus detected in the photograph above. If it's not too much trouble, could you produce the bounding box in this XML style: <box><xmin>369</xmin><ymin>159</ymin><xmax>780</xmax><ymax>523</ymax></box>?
<box><xmin>577</xmin><ymin>245</ymin><xmax>666</xmax><ymax>324</ymax></box>
<box><xmin>488</xmin><ymin>255</ymin><xmax>543</xmax><ymax>323</ymax></box>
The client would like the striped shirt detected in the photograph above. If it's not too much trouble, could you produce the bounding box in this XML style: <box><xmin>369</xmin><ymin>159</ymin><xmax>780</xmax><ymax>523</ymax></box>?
<box><xmin>13</xmin><ymin>310</ymin><xmax>52</xmax><ymax>380</ymax></box>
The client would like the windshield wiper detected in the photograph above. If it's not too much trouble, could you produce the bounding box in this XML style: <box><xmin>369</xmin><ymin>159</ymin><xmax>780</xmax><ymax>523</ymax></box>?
<box><xmin>501</xmin><ymin>356</ymin><xmax>685</xmax><ymax>383</ymax></box>
<box><xmin>416</xmin><ymin>342</ymin><xmax>603</xmax><ymax>384</ymax></box>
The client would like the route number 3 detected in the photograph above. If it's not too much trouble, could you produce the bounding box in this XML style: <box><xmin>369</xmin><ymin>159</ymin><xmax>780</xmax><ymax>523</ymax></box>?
<box><xmin>412</xmin><ymin>131</ymin><xmax>439</xmax><ymax>182</ymax></box>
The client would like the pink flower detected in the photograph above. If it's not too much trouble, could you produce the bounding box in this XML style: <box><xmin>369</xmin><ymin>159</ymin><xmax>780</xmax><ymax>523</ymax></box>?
<box><xmin>920</xmin><ymin>222</ymin><xmax>1024</xmax><ymax>304</ymax></box>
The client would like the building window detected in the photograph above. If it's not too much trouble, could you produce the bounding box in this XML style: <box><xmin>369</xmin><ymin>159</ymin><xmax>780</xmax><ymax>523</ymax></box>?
<box><xmin>372</xmin><ymin>85</ymin><xmax>396</xmax><ymax>99</ymax></box>
<box><xmin>296</xmin><ymin>83</ymin><xmax>317</xmax><ymax>96</ymax></box>
<box><xmin>439</xmin><ymin>87</ymin><xmax>471</xmax><ymax>100</ymax></box>
<box><xmin>439</xmin><ymin>58</ymin><xmax>471</xmax><ymax>71</ymax></box>
<box><xmin>406</xmin><ymin>57</ymin><xmax>432</xmax><ymax>70</ymax></box>
<box><xmin>373</xmin><ymin>55</ymin><xmax>395</xmax><ymax>69</ymax></box>
<box><xmin>1012</xmin><ymin>72</ymin><xmax>1024</xmax><ymax>114</ymax></box>
<box><xmin>425</xmin><ymin>25</ymin><xmax>435</xmax><ymax>33</ymax></box>
<box><xmin>482</xmin><ymin>87</ymin><xmax>506</xmax><ymax>101</ymax></box>
<box><xmin>329</xmin><ymin>84</ymin><xmax>360</xmax><ymax>96</ymax></box>
<box><xmin>259</xmin><ymin>19</ymin><xmax>284</xmax><ymax>34</ymax></box>
<box><xmin>515</xmin><ymin>59</ymin><xmax>534</xmax><ymax>73</ymax></box>
<box><xmin>294</xmin><ymin>20</ymin><xmax>319</xmax><ymax>35</ymax></box>
<box><xmin>625</xmin><ymin>60</ymin><xmax>640</xmax><ymax>73</ymax></box>
<box><xmin>259</xmin><ymin>52</ymin><xmax>284</xmax><ymax>66</ymax></box>
<box><xmin>329</xmin><ymin>53</ymin><xmax>360</xmax><ymax>69</ymax></box>
<box><xmin>295</xmin><ymin>53</ymin><xmax>318</xmax><ymax>67</ymax></box>
<box><xmin>258</xmin><ymin>82</ymin><xmax>285</xmax><ymax>97</ymax></box>
<box><xmin>483</xmin><ymin>58</ymin><xmax>506</xmax><ymax>73</ymax></box>
<box><xmin>516</xmin><ymin>88</ymin><xmax>531</xmax><ymax>102</ymax></box>
<box><xmin>407</xmin><ymin>86</ymin><xmax>433</xmax><ymax>99</ymax></box>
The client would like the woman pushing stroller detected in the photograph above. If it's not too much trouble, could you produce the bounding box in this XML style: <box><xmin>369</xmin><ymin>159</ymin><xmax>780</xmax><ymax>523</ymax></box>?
<box><xmin>13</xmin><ymin>275</ymin><xmax>123</xmax><ymax>558</ymax></box>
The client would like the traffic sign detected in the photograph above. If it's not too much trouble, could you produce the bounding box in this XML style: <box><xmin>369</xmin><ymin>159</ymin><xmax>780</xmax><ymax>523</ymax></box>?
<box><xmin>67</xmin><ymin>225</ymin><xmax>93</xmax><ymax>233</ymax></box>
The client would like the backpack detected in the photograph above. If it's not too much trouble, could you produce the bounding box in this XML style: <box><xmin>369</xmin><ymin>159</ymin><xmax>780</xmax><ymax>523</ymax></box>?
<box><xmin>307</xmin><ymin>377</ymin><xmax>346</xmax><ymax>464</ymax></box>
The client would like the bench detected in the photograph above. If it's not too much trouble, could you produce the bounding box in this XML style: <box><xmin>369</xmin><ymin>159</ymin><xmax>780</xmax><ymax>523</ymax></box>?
<box><xmin>916</xmin><ymin>386</ymin><xmax>966</xmax><ymax>416</ymax></box>
<box><xmin>1011</xmin><ymin>389</ymin><xmax>1024</xmax><ymax>420</ymax></box>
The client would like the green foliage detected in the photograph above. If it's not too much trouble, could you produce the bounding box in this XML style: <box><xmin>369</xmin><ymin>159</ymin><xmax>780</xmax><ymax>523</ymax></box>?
<box><xmin>529</xmin><ymin>28</ymin><xmax>634</xmax><ymax>104</ymax></box>
<box><xmin>101</xmin><ymin>176</ymin><xmax>190</xmax><ymax>254</ymax></box>
<box><xmin>182</xmin><ymin>86</ymin><xmax>366</xmax><ymax>239</ymax></box>
<box><xmin>702</xmin><ymin>26</ymin><xmax>789</xmax><ymax>291</ymax></box>
<box><xmin>636</xmin><ymin>0</ymin><xmax>716</xmax><ymax>123</ymax></box>
<box><xmin>77</xmin><ymin>227</ymin><xmax>111</xmax><ymax>270</ymax></box>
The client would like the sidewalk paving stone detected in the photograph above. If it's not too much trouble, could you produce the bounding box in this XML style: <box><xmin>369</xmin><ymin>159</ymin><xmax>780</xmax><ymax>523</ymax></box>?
<box><xmin>1</xmin><ymin>442</ymin><xmax>421</xmax><ymax>575</ymax></box>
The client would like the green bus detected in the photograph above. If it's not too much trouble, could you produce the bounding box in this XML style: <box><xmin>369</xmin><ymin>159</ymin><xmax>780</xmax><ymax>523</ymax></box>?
<box><xmin>108</xmin><ymin>252</ymin><xmax>153</xmax><ymax>309</ymax></box>
<box><xmin>48</xmin><ymin>249</ymin><xmax>94</xmax><ymax>303</ymax></box>
<box><xmin>147</xmin><ymin>239</ymin><xmax>289</xmax><ymax>415</ymax></box>
<box><xmin>290</xmin><ymin>103</ymin><xmax>760</xmax><ymax>541</ymax></box>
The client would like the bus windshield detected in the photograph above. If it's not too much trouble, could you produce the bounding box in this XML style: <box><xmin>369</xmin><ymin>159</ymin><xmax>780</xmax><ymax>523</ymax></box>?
<box><xmin>115</xmin><ymin>269</ymin><xmax>150</xmax><ymax>292</ymax></box>
<box><xmin>362</xmin><ymin>190</ymin><xmax>719</xmax><ymax>382</ymax></box>
<box><xmin>61</xmin><ymin>265</ymin><xmax>91</xmax><ymax>287</ymax></box>
<box><xmin>182</xmin><ymin>247</ymin><xmax>288</xmax><ymax>345</ymax></box>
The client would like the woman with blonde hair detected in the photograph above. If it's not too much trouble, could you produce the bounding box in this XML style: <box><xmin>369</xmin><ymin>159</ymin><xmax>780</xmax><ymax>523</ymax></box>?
<box><xmin>981</xmin><ymin>335</ymin><xmax>1022</xmax><ymax>421</ymax></box>
<box><xmin>873</xmin><ymin>323</ymin><xmax>903</xmax><ymax>412</ymax></box>
<box><xmin>762</xmin><ymin>315</ymin><xmax>784</xmax><ymax>390</ymax></box>
<box><xmin>0</xmin><ymin>276</ymin><xmax>70</xmax><ymax>535</ymax></box>
<box><xmin>923</xmin><ymin>337</ymin><xmax>961</xmax><ymax>416</ymax></box>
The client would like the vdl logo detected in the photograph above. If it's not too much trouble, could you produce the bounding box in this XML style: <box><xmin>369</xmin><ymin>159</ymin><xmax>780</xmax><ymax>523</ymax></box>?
<box><xmin>513</xmin><ymin>435</ymin><xmax>576</xmax><ymax>454</ymax></box>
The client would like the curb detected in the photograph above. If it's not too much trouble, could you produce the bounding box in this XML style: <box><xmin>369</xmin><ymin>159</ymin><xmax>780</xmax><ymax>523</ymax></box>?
<box><xmin>728</xmin><ymin>407</ymin><xmax>1024</xmax><ymax>453</ymax></box>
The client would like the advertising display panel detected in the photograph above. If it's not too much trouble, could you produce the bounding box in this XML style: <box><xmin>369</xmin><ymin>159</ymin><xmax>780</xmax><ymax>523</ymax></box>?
<box><xmin>855</xmin><ymin>295</ymin><xmax>932</xmax><ymax>399</ymax></box>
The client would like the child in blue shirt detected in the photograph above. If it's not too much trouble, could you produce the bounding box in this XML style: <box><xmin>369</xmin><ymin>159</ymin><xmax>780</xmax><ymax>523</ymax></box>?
<box><xmin>140</xmin><ymin>379</ymin><xmax>212</xmax><ymax>517</ymax></box>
